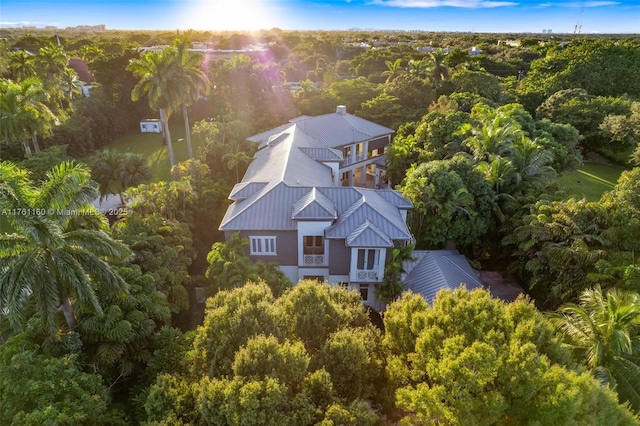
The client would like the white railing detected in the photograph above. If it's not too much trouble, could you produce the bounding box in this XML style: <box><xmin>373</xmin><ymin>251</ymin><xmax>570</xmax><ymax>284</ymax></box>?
<box><xmin>343</xmin><ymin>153</ymin><xmax>368</xmax><ymax>166</ymax></box>
<box><xmin>356</xmin><ymin>270</ymin><xmax>379</xmax><ymax>281</ymax></box>
<box><xmin>303</xmin><ymin>254</ymin><xmax>325</xmax><ymax>265</ymax></box>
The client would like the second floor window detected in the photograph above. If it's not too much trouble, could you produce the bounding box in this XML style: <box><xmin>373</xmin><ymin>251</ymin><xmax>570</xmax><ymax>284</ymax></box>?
<box><xmin>303</xmin><ymin>236</ymin><xmax>324</xmax><ymax>255</ymax></box>
<box><xmin>357</xmin><ymin>248</ymin><xmax>378</xmax><ymax>270</ymax></box>
<box><xmin>250</xmin><ymin>236</ymin><xmax>276</xmax><ymax>255</ymax></box>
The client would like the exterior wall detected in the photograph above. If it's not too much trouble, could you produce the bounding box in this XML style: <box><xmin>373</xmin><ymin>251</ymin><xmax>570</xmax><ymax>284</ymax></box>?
<box><xmin>328</xmin><ymin>239</ymin><xmax>350</xmax><ymax>275</ymax></box>
<box><xmin>235</xmin><ymin>230</ymin><xmax>298</xmax><ymax>266</ymax></box>
<box><xmin>368</xmin><ymin>136</ymin><xmax>389</xmax><ymax>152</ymax></box>
<box><xmin>279</xmin><ymin>266</ymin><xmax>299</xmax><ymax>285</ymax></box>
<box><xmin>321</xmin><ymin>161</ymin><xmax>340</xmax><ymax>186</ymax></box>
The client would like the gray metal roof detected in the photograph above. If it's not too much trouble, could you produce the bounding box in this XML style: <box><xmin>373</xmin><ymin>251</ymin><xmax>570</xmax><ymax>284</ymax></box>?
<box><xmin>346</xmin><ymin>220</ymin><xmax>393</xmax><ymax>247</ymax></box>
<box><xmin>292</xmin><ymin>188</ymin><xmax>337</xmax><ymax>220</ymax></box>
<box><xmin>229</xmin><ymin>182</ymin><xmax>268</xmax><ymax>201</ymax></box>
<box><xmin>299</xmin><ymin>147</ymin><xmax>343</xmax><ymax>162</ymax></box>
<box><xmin>248</xmin><ymin>107</ymin><xmax>393</xmax><ymax>150</ymax></box>
<box><xmin>220</xmin><ymin>109</ymin><xmax>411</xmax><ymax>240</ymax></box>
<box><xmin>402</xmin><ymin>250</ymin><xmax>483</xmax><ymax>303</ymax></box>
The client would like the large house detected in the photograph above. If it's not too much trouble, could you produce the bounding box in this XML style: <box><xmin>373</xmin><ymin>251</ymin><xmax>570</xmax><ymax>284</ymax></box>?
<box><xmin>219</xmin><ymin>106</ymin><xmax>412</xmax><ymax>308</ymax></box>
<box><xmin>219</xmin><ymin>106</ymin><xmax>484</xmax><ymax>308</ymax></box>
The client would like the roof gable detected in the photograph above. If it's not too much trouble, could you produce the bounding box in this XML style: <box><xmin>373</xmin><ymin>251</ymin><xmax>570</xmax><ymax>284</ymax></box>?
<box><xmin>292</xmin><ymin>188</ymin><xmax>337</xmax><ymax>220</ymax></box>
<box><xmin>346</xmin><ymin>220</ymin><xmax>393</xmax><ymax>247</ymax></box>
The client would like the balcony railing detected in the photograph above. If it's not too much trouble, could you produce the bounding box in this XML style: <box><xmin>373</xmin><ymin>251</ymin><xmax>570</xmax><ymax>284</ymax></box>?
<box><xmin>356</xmin><ymin>270</ymin><xmax>379</xmax><ymax>281</ymax></box>
<box><xmin>303</xmin><ymin>254</ymin><xmax>325</xmax><ymax>265</ymax></box>
<box><xmin>343</xmin><ymin>153</ymin><xmax>368</xmax><ymax>166</ymax></box>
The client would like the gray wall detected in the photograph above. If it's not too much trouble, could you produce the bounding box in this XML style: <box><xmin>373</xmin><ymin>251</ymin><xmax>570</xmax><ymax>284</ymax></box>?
<box><xmin>328</xmin><ymin>239</ymin><xmax>350</xmax><ymax>275</ymax></box>
<box><xmin>234</xmin><ymin>230</ymin><xmax>298</xmax><ymax>266</ymax></box>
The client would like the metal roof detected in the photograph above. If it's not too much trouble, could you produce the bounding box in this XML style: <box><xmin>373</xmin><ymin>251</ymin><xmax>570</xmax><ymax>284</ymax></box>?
<box><xmin>229</xmin><ymin>182</ymin><xmax>268</xmax><ymax>201</ymax></box>
<box><xmin>292</xmin><ymin>188</ymin><xmax>337</xmax><ymax>220</ymax></box>
<box><xmin>402</xmin><ymin>250</ymin><xmax>483</xmax><ymax>303</ymax></box>
<box><xmin>248</xmin><ymin>106</ymin><xmax>393</xmax><ymax>150</ymax></box>
<box><xmin>346</xmin><ymin>220</ymin><xmax>393</xmax><ymax>247</ymax></box>
<box><xmin>220</xmin><ymin>109</ymin><xmax>411</xmax><ymax>240</ymax></box>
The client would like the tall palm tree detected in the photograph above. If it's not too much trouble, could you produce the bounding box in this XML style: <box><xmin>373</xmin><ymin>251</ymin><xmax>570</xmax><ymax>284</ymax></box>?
<box><xmin>128</xmin><ymin>49</ymin><xmax>188</xmax><ymax>178</ymax></box>
<box><xmin>173</xmin><ymin>38</ymin><xmax>209</xmax><ymax>160</ymax></box>
<box><xmin>427</xmin><ymin>48</ymin><xmax>449</xmax><ymax>87</ymax></box>
<box><xmin>0</xmin><ymin>161</ymin><xmax>131</xmax><ymax>332</ymax></box>
<box><xmin>550</xmin><ymin>286</ymin><xmax>640</xmax><ymax>412</ymax></box>
<box><xmin>407</xmin><ymin>58</ymin><xmax>428</xmax><ymax>79</ymax></box>
<box><xmin>0</xmin><ymin>78</ymin><xmax>57</xmax><ymax>154</ymax></box>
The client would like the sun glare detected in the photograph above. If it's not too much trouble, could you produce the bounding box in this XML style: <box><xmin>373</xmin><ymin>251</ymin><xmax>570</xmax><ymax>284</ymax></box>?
<box><xmin>183</xmin><ymin>0</ymin><xmax>278</xmax><ymax>31</ymax></box>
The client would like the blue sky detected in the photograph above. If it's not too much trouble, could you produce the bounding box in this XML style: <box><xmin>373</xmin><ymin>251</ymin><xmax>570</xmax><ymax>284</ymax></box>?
<box><xmin>2</xmin><ymin>0</ymin><xmax>639</xmax><ymax>33</ymax></box>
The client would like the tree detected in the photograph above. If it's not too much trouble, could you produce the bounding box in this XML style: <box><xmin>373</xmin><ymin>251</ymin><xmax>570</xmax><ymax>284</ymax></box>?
<box><xmin>91</xmin><ymin>149</ymin><xmax>151</xmax><ymax>204</ymax></box>
<box><xmin>0</xmin><ymin>349</ymin><xmax>126</xmax><ymax>425</ymax></box>
<box><xmin>172</xmin><ymin>38</ymin><xmax>209</xmax><ymax>160</ymax></box>
<box><xmin>426</xmin><ymin>48</ymin><xmax>449</xmax><ymax>87</ymax></box>
<box><xmin>0</xmin><ymin>77</ymin><xmax>57</xmax><ymax>154</ymax></box>
<box><xmin>206</xmin><ymin>233</ymin><xmax>291</xmax><ymax>297</ymax></box>
<box><xmin>223</xmin><ymin>148</ymin><xmax>252</xmax><ymax>182</ymax></box>
<box><xmin>128</xmin><ymin>48</ymin><xmax>188</xmax><ymax>178</ymax></box>
<box><xmin>377</xmin><ymin>243</ymin><xmax>415</xmax><ymax>304</ymax></box>
<box><xmin>551</xmin><ymin>286</ymin><xmax>640</xmax><ymax>413</ymax></box>
<box><xmin>0</xmin><ymin>161</ymin><xmax>131</xmax><ymax>332</ymax></box>
<box><xmin>381</xmin><ymin>58</ymin><xmax>404</xmax><ymax>82</ymax></box>
<box><xmin>385</xmin><ymin>288</ymin><xmax>638</xmax><ymax>424</ymax></box>
<box><xmin>7</xmin><ymin>50</ymin><xmax>36</xmax><ymax>81</ymax></box>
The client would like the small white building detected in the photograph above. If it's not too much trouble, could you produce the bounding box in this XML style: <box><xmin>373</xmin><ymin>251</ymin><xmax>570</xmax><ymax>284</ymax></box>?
<box><xmin>140</xmin><ymin>119</ymin><xmax>162</xmax><ymax>133</ymax></box>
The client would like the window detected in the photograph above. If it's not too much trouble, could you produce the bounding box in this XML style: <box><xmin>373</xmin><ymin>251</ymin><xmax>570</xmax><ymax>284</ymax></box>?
<box><xmin>303</xmin><ymin>236</ymin><xmax>324</xmax><ymax>255</ymax></box>
<box><xmin>249</xmin><ymin>236</ymin><xmax>276</xmax><ymax>255</ymax></box>
<box><xmin>360</xmin><ymin>284</ymin><xmax>369</xmax><ymax>301</ymax></box>
<box><xmin>357</xmin><ymin>249</ymin><xmax>378</xmax><ymax>270</ymax></box>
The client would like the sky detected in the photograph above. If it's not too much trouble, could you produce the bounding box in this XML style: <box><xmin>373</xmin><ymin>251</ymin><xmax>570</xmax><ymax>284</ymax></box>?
<box><xmin>1</xmin><ymin>0</ymin><xmax>639</xmax><ymax>34</ymax></box>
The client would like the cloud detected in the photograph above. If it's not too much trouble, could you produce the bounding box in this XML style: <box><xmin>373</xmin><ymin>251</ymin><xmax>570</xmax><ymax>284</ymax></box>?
<box><xmin>371</xmin><ymin>0</ymin><xmax>518</xmax><ymax>8</ymax></box>
<box><xmin>535</xmin><ymin>2</ymin><xmax>553</xmax><ymax>7</ymax></box>
<box><xmin>582</xmin><ymin>1</ymin><xmax>620</xmax><ymax>6</ymax></box>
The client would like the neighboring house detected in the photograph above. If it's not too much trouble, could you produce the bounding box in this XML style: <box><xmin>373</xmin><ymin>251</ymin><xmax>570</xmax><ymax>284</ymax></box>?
<box><xmin>67</xmin><ymin>58</ymin><xmax>95</xmax><ymax>97</ymax></box>
<box><xmin>402</xmin><ymin>250</ymin><xmax>483</xmax><ymax>303</ymax></box>
<box><xmin>219</xmin><ymin>106</ymin><xmax>413</xmax><ymax>309</ymax></box>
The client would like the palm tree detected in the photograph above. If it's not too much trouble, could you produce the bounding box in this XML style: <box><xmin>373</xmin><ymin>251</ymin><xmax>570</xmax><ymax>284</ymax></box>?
<box><xmin>459</xmin><ymin>113</ymin><xmax>524</xmax><ymax>162</ymax></box>
<box><xmin>509</xmin><ymin>138</ymin><xmax>556</xmax><ymax>190</ymax></box>
<box><xmin>61</xmin><ymin>67</ymin><xmax>84</xmax><ymax>103</ymax></box>
<box><xmin>173</xmin><ymin>38</ymin><xmax>209</xmax><ymax>160</ymax></box>
<box><xmin>407</xmin><ymin>58</ymin><xmax>428</xmax><ymax>79</ymax></box>
<box><xmin>128</xmin><ymin>49</ymin><xmax>188</xmax><ymax>178</ymax></box>
<box><xmin>427</xmin><ymin>48</ymin><xmax>449</xmax><ymax>87</ymax></box>
<box><xmin>0</xmin><ymin>78</ymin><xmax>57</xmax><ymax>154</ymax></box>
<box><xmin>91</xmin><ymin>150</ymin><xmax>151</xmax><ymax>204</ymax></box>
<box><xmin>0</xmin><ymin>161</ymin><xmax>131</xmax><ymax>332</ymax></box>
<box><xmin>8</xmin><ymin>50</ymin><xmax>36</xmax><ymax>81</ymax></box>
<box><xmin>550</xmin><ymin>286</ymin><xmax>640</xmax><ymax>412</ymax></box>
<box><xmin>223</xmin><ymin>149</ymin><xmax>252</xmax><ymax>182</ymax></box>
<box><xmin>381</xmin><ymin>59</ymin><xmax>404</xmax><ymax>83</ymax></box>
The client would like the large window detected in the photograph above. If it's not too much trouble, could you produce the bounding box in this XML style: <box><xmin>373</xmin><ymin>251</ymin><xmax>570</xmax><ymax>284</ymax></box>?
<box><xmin>357</xmin><ymin>249</ymin><xmax>378</xmax><ymax>270</ymax></box>
<box><xmin>249</xmin><ymin>236</ymin><xmax>276</xmax><ymax>255</ymax></box>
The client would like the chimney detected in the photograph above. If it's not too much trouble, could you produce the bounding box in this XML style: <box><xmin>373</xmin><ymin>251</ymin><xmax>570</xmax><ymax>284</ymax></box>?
<box><xmin>336</xmin><ymin>105</ymin><xmax>347</xmax><ymax>115</ymax></box>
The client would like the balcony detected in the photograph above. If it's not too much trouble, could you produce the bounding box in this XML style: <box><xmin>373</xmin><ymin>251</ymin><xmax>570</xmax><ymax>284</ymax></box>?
<box><xmin>356</xmin><ymin>270</ymin><xmax>379</xmax><ymax>281</ymax></box>
<box><xmin>343</xmin><ymin>153</ymin><xmax>368</xmax><ymax>166</ymax></box>
<box><xmin>303</xmin><ymin>254</ymin><xmax>325</xmax><ymax>265</ymax></box>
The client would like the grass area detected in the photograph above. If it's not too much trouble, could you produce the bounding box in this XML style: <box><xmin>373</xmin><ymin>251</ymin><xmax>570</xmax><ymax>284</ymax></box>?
<box><xmin>108</xmin><ymin>124</ymin><xmax>203</xmax><ymax>182</ymax></box>
<box><xmin>556</xmin><ymin>162</ymin><xmax>628</xmax><ymax>202</ymax></box>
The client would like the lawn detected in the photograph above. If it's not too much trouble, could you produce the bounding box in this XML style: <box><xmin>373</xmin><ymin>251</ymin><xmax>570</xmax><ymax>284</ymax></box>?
<box><xmin>108</xmin><ymin>124</ymin><xmax>204</xmax><ymax>182</ymax></box>
<box><xmin>556</xmin><ymin>162</ymin><xmax>627</xmax><ymax>202</ymax></box>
